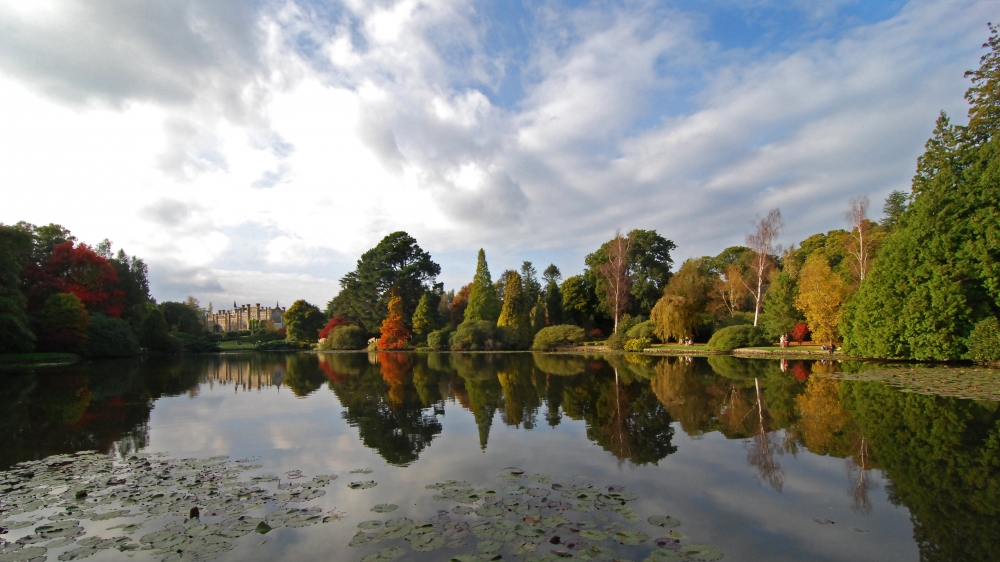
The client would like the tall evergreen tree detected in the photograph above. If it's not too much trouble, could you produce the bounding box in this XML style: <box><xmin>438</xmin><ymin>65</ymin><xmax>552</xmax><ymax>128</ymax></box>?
<box><xmin>411</xmin><ymin>292</ymin><xmax>438</xmax><ymax>342</ymax></box>
<box><xmin>465</xmin><ymin>249</ymin><xmax>501</xmax><ymax>323</ymax></box>
<box><xmin>520</xmin><ymin>261</ymin><xmax>542</xmax><ymax>312</ymax></box>
<box><xmin>842</xmin><ymin>26</ymin><xmax>1000</xmax><ymax>359</ymax></box>
<box><xmin>0</xmin><ymin>225</ymin><xmax>35</xmax><ymax>353</ymax></box>
<box><xmin>497</xmin><ymin>271</ymin><xmax>530</xmax><ymax>348</ymax></box>
<box><xmin>545</xmin><ymin>280</ymin><xmax>564</xmax><ymax>326</ymax></box>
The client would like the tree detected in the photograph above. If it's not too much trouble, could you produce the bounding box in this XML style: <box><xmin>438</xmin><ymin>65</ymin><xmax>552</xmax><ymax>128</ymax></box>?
<box><xmin>711</xmin><ymin>264</ymin><xmax>749</xmax><ymax>317</ymax></box>
<box><xmin>465</xmin><ymin>249</ymin><xmax>501</xmax><ymax>323</ymax></box>
<box><xmin>881</xmin><ymin>190</ymin><xmax>909</xmax><ymax>231</ymax></box>
<box><xmin>842</xmin><ymin>28</ymin><xmax>1000</xmax><ymax>359</ymax></box>
<box><xmin>598</xmin><ymin>231</ymin><xmax>632</xmax><ymax>333</ymax></box>
<box><xmin>650</xmin><ymin>259</ymin><xmax>712</xmax><ymax>342</ymax></box>
<box><xmin>450</xmin><ymin>284</ymin><xmax>472</xmax><ymax>326</ymax></box>
<box><xmin>761</xmin><ymin>270</ymin><xmax>803</xmax><ymax>340</ymax></box>
<box><xmin>845</xmin><ymin>196</ymin><xmax>873</xmax><ymax>282</ymax></box>
<box><xmin>520</xmin><ymin>261</ymin><xmax>542</xmax><ymax>312</ymax></box>
<box><xmin>86</xmin><ymin>314</ymin><xmax>139</xmax><ymax>358</ymax></box>
<box><xmin>283</xmin><ymin>300</ymin><xmax>326</xmax><ymax>342</ymax></box>
<box><xmin>497</xmin><ymin>271</ymin><xmax>530</xmax><ymax>349</ymax></box>
<box><xmin>378</xmin><ymin>293</ymin><xmax>411</xmax><ymax>350</ymax></box>
<box><xmin>627</xmin><ymin>229</ymin><xmax>676</xmax><ymax>316</ymax></box>
<box><xmin>531</xmin><ymin>296</ymin><xmax>547</xmax><ymax>333</ymax></box>
<box><xmin>795</xmin><ymin>254</ymin><xmax>850</xmax><ymax>346</ymax></box>
<box><xmin>109</xmin><ymin>248</ymin><xmax>151</xmax><ymax>332</ymax></box>
<box><xmin>542</xmin><ymin>264</ymin><xmax>562</xmax><ymax>285</ymax></box>
<box><xmin>37</xmin><ymin>292</ymin><xmax>90</xmax><ymax>353</ymax></box>
<box><xmin>26</xmin><ymin>242</ymin><xmax>126</xmax><ymax>317</ymax></box>
<box><xmin>494</xmin><ymin>269</ymin><xmax>517</xmax><ymax>306</ymax></box>
<box><xmin>545</xmin><ymin>279</ymin><xmax>563</xmax><ymax>326</ymax></box>
<box><xmin>0</xmin><ymin>225</ymin><xmax>35</xmax><ymax>353</ymax></box>
<box><xmin>326</xmin><ymin>232</ymin><xmax>440</xmax><ymax>332</ymax></box>
<box><xmin>159</xmin><ymin>302</ymin><xmax>205</xmax><ymax>335</ymax></box>
<box><xmin>319</xmin><ymin>317</ymin><xmax>352</xmax><ymax>340</ymax></box>
<box><xmin>411</xmin><ymin>292</ymin><xmax>438</xmax><ymax>342</ymax></box>
<box><xmin>561</xmin><ymin>275</ymin><xmax>597</xmax><ymax>327</ymax></box>
<box><xmin>140</xmin><ymin>306</ymin><xmax>176</xmax><ymax>353</ymax></box>
<box><xmin>744</xmin><ymin>209</ymin><xmax>783</xmax><ymax>326</ymax></box>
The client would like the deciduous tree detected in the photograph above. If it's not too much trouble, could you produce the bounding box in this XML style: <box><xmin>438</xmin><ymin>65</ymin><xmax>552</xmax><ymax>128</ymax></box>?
<box><xmin>283</xmin><ymin>300</ymin><xmax>326</xmax><ymax>343</ymax></box>
<box><xmin>378</xmin><ymin>293</ymin><xmax>411</xmax><ymax>350</ymax></box>
<box><xmin>450</xmin><ymin>284</ymin><xmax>472</xmax><ymax>326</ymax></box>
<box><xmin>795</xmin><ymin>254</ymin><xmax>850</xmax><ymax>346</ymax></box>
<box><xmin>598</xmin><ymin>231</ymin><xmax>631</xmax><ymax>333</ymax></box>
<box><xmin>37</xmin><ymin>292</ymin><xmax>90</xmax><ymax>353</ymax></box>
<box><xmin>744</xmin><ymin>209</ymin><xmax>783</xmax><ymax>326</ymax></box>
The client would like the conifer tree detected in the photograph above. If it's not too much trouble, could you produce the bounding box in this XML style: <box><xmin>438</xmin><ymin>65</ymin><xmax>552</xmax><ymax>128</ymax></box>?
<box><xmin>411</xmin><ymin>292</ymin><xmax>437</xmax><ymax>343</ymax></box>
<box><xmin>497</xmin><ymin>271</ymin><xmax>530</xmax><ymax>348</ymax></box>
<box><xmin>464</xmin><ymin>249</ymin><xmax>501</xmax><ymax>323</ymax></box>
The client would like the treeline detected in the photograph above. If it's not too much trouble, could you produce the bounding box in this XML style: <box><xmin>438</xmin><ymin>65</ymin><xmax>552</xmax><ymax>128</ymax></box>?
<box><xmin>0</xmin><ymin>223</ymin><xmax>219</xmax><ymax>356</ymax></box>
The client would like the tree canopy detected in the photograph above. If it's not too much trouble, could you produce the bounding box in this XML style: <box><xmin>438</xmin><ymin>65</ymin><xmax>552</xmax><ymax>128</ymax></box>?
<box><xmin>327</xmin><ymin>232</ymin><xmax>440</xmax><ymax>333</ymax></box>
<box><xmin>464</xmin><ymin>249</ymin><xmax>501</xmax><ymax>323</ymax></box>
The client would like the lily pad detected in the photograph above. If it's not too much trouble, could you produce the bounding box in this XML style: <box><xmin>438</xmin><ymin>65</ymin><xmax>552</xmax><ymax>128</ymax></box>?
<box><xmin>648</xmin><ymin>516</ymin><xmax>680</xmax><ymax>528</ymax></box>
<box><xmin>678</xmin><ymin>544</ymin><xmax>724</xmax><ymax>561</ymax></box>
<box><xmin>349</xmin><ymin>481</ymin><xmax>378</xmax><ymax>490</ymax></box>
<box><xmin>372</xmin><ymin>504</ymin><xmax>398</xmax><ymax>513</ymax></box>
<box><xmin>645</xmin><ymin>549</ymin><xmax>686</xmax><ymax>562</ymax></box>
<box><xmin>0</xmin><ymin>547</ymin><xmax>47</xmax><ymax>562</ymax></box>
<box><xmin>613</xmin><ymin>529</ymin><xmax>649</xmax><ymax>546</ymax></box>
<box><xmin>361</xmin><ymin>546</ymin><xmax>406</xmax><ymax>562</ymax></box>
<box><xmin>359</xmin><ymin>520</ymin><xmax>383</xmax><ymax>530</ymax></box>
<box><xmin>350</xmin><ymin>468</ymin><xmax>374</xmax><ymax>474</ymax></box>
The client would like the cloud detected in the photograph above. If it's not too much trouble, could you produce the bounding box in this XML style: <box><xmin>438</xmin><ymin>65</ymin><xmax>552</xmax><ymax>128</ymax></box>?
<box><xmin>251</xmin><ymin>163</ymin><xmax>292</xmax><ymax>189</ymax></box>
<box><xmin>138</xmin><ymin>198</ymin><xmax>198</xmax><ymax>227</ymax></box>
<box><xmin>437</xmin><ymin>168</ymin><xmax>529</xmax><ymax>228</ymax></box>
<box><xmin>147</xmin><ymin>259</ymin><xmax>225</xmax><ymax>301</ymax></box>
<box><xmin>158</xmin><ymin>117</ymin><xmax>229</xmax><ymax>180</ymax></box>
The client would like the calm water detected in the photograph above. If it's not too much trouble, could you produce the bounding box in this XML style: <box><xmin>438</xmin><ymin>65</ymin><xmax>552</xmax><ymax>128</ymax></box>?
<box><xmin>1</xmin><ymin>352</ymin><xmax>998</xmax><ymax>562</ymax></box>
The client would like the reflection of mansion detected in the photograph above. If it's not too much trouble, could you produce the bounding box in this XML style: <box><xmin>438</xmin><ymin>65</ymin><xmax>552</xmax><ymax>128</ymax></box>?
<box><xmin>207</xmin><ymin>302</ymin><xmax>285</xmax><ymax>332</ymax></box>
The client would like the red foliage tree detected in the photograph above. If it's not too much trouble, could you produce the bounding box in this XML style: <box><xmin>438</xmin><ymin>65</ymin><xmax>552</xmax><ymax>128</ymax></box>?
<box><xmin>379</xmin><ymin>352</ymin><xmax>413</xmax><ymax>405</ymax></box>
<box><xmin>791</xmin><ymin>322</ymin><xmax>811</xmax><ymax>344</ymax></box>
<box><xmin>378</xmin><ymin>293</ymin><xmax>411</xmax><ymax>350</ymax></box>
<box><xmin>790</xmin><ymin>361</ymin><xmax>810</xmax><ymax>382</ymax></box>
<box><xmin>319</xmin><ymin>316</ymin><xmax>352</xmax><ymax>340</ymax></box>
<box><xmin>26</xmin><ymin>242</ymin><xmax>125</xmax><ymax>317</ymax></box>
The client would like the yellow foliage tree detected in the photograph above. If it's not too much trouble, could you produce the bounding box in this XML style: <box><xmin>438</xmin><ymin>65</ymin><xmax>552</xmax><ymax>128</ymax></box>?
<box><xmin>794</xmin><ymin>253</ymin><xmax>851</xmax><ymax>346</ymax></box>
<box><xmin>650</xmin><ymin>259</ymin><xmax>712</xmax><ymax>342</ymax></box>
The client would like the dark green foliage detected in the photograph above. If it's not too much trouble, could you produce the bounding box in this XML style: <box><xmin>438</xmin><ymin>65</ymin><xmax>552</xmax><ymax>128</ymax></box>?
<box><xmin>544</xmin><ymin>280</ymin><xmax>563</xmax><ymax>325</ymax></box>
<box><xmin>140</xmin><ymin>307</ymin><xmax>181</xmax><ymax>353</ymax></box>
<box><xmin>761</xmin><ymin>271</ymin><xmax>803</xmax><ymax>339</ymax></box>
<box><xmin>37</xmin><ymin>293</ymin><xmax>89</xmax><ymax>353</ymax></box>
<box><xmin>966</xmin><ymin>317</ymin><xmax>1000</xmax><ymax>362</ymax></box>
<box><xmin>606</xmin><ymin>332</ymin><xmax>626</xmax><ymax>350</ymax></box>
<box><xmin>520</xmin><ymin>261</ymin><xmax>542</xmax><ymax>309</ymax></box>
<box><xmin>426</xmin><ymin>326</ymin><xmax>454</xmax><ymax>350</ymax></box>
<box><xmin>584</xmin><ymin>229</ymin><xmax>676</xmax><ymax>317</ymax></box>
<box><xmin>18</xmin><ymin>222</ymin><xmax>75</xmax><ymax>263</ymax></box>
<box><xmin>85</xmin><ymin>314</ymin><xmax>139</xmax><ymax>357</ymax></box>
<box><xmin>173</xmin><ymin>332</ymin><xmax>221</xmax><ymax>353</ymax></box>
<box><xmin>881</xmin><ymin>190</ymin><xmax>910</xmax><ymax>231</ymax></box>
<box><xmin>843</xmin><ymin>31</ymin><xmax>1000</xmax><ymax>359</ymax></box>
<box><xmin>0</xmin><ymin>225</ymin><xmax>35</xmax><ymax>353</ymax></box>
<box><xmin>704</xmin><ymin>246</ymin><xmax>753</xmax><ymax>277</ymax></box>
<box><xmin>256</xmin><ymin>340</ymin><xmax>311</xmax><ymax>351</ymax></box>
<box><xmin>159</xmin><ymin>302</ymin><xmax>204</xmax><ymax>335</ymax></box>
<box><xmin>321</xmin><ymin>325</ymin><xmax>368</xmax><ymax>350</ymax></box>
<box><xmin>327</xmin><ymin>232</ymin><xmax>440</xmax><ymax>332</ymax></box>
<box><xmin>531</xmin><ymin>325</ymin><xmax>586</xmax><ymax>351</ymax></box>
<box><xmin>561</xmin><ymin>275</ymin><xmax>597</xmax><ymax>327</ymax></box>
<box><xmin>109</xmin><ymin>249</ymin><xmax>152</xmax><ymax>332</ymax></box>
<box><xmin>791</xmin><ymin>231</ymin><xmax>848</xmax><ymax>274</ymax></box>
<box><xmin>707</xmin><ymin>324</ymin><xmax>770</xmax><ymax>351</ymax></box>
<box><xmin>410</xmin><ymin>292</ymin><xmax>438</xmax><ymax>342</ymax></box>
<box><xmin>841</xmin><ymin>380</ymin><xmax>1000</xmax><ymax>562</ymax></box>
<box><xmin>283</xmin><ymin>300</ymin><xmax>326</xmax><ymax>343</ymax></box>
<box><xmin>449</xmin><ymin>320</ymin><xmax>505</xmax><ymax>351</ymax></box>
<box><xmin>465</xmin><ymin>249</ymin><xmax>501</xmax><ymax>323</ymax></box>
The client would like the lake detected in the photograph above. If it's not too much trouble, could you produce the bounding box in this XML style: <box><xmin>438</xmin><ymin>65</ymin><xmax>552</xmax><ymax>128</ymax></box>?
<box><xmin>1</xmin><ymin>352</ymin><xmax>997</xmax><ymax>562</ymax></box>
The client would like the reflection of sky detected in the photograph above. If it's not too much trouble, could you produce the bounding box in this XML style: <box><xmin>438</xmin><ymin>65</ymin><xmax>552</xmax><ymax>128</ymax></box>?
<box><xmin>144</xmin><ymin>376</ymin><xmax>918</xmax><ymax>562</ymax></box>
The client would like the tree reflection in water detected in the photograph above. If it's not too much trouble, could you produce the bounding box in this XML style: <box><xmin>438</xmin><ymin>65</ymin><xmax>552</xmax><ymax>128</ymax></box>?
<box><xmin>2</xmin><ymin>352</ymin><xmax>997</xmax><ymax>560</ymax></box>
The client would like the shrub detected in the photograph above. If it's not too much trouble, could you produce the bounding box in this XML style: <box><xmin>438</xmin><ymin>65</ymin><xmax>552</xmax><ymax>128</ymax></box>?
<box><xmin>606</xmin><ymin>333</ymin><xmax>627</xmax><ymax>351</ymax></box>
<box><xmin>319</xmin><ymin>325</ymin><xmax>367</xmax><ymax>350</ymax></box>
<box><xmin>37</xmin><ymin>293</ymin><xmax>90</xmax><ymax>353</ymax></box>
<box><xmin>319</xmin><ymin>317</ymin><xmax>352</xmax><ymax>340</ymax></box>
<box><xmin>531</xmin><ymin>325</ymin><xmax>586</xmax><ymax>351</ymax></box>
<box><xmin>967</xmin><ymin>317</ymin><xmax>1000</xmax><ymax>363</ymax></box>
<box><xmin>140</xmin><ymin>307</ymin><xmax>181</xmax><ymax>353</ymax></box>
<box><xmin>174</xmin><ymin>332</ymin><xmax>221</xmax><ymax>353</ymax></box>
<box><xmin>257</xmin><ymin>340</ymin><xmax>311</xmax><ymax>351</ymax></box>
<box><xmin>791</xmin><ymin>322</ymin><xmax>810</xmax><ymax>344</ymax></box>
<box><xmin>86</xmin><ymin>314</ymin><xmax>139</xmax><ymax>357</ymax></box>
<box><xmin>707</xmin><ymin>324</ymin><xmax>770</xmax><ymax>351</ymax></box>
<box><xmin>427</xmin><ymin>326</ymin><xmax>454</xmax><ymax>350</ymax></box>
<box><xmin>626</xmin><ymin>320</ymin><xmax>657</xmax><ymax>342</ymax></box>
<box><xmin>450</xmin><ymin>320</ymin><xmax>505</xmax><ymax>351</ymax></box>
<box><xmin>623</xmin><ymin>337</ymin><xmax>650</xmax><ymax>352</ymax></box>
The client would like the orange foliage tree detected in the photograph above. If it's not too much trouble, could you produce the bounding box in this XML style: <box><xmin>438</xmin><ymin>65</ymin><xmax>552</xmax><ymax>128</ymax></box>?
<box><xmin>378</xmin><ymin>293</ymin><xmax>411</xmax><ymax>350</ymax></box>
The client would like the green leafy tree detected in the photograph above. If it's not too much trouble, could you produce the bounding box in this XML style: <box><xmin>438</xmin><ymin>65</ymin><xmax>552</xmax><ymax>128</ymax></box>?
<box><xmin>464</xmin><ymin>249</ymin><xmax>501</xmax><ymax>323</ymax></box>
<box><xmin>761</xmin><ymin>270</ymin><xmax>803</xmax><ymax>339</ymax></box>
<box><xmin>545</xmin><ymin>279</ymin><xmax>564</xmax><ymax>326</ymax></box>
<box><xmin>283</xmin><ymin>300</ymin><xmax>326</xmax><ymax>343</ymax></box>
<box><xmin>497</xmin><ymin>271</ymin><xmax>530</xmax><ymax>349</ymax></box>
<box><xmin>37</xmin><ymin>292</ymin><xmax>90</xmax><ymax>353</ymax></box>
<box><xmin>561</xmin><ymin>275</ymin><xmax>598</xmax><ymax>327</ymax></box>
<box><xmin>650</xmin><ymin>259</ymin><xmax>712</xmax><ymax>342</ymax></box>
<box><xmin>326</xmin><ymin>232</ymin><xmax>440</xmax><ymax>333</ymax></box>
<box><xmin>410</xmin><ymin>292</ymin><xmax>438</xmax><ymax>343</ymax></box>
<box><xmin>843</xmin><ymin>29</ymin><xmax>1000</xmax><ymax>359</ymax></box>
<box><xmin>109</xmin><ymin>249</ymin><xmax>152</xmax><ymax>333</ymax></box>
<box><xmin>86</xmin><ymin>314</ymin><xmax>139</xmax><ymax>358</ymax></box>
<box><xmin>159</xmin><ymin>302</ymin><xmax>205</xmax><ymax>335</ymax></box>
<box><xmin>584</xmin><ymin>229</ymin><xmax>676</xmax><ymax>318</ymax></box>
<box><xmin>0</xmin><ymin>225</ymin><xmax>35</xmax><ymax>353</ymax></box>
<box><xmin>531</xmin><ymin>296</ymin><xmax>547</xmax><ymax>334</ymax></box>
<box><xmin>140</xmin><ymin>306</ymin><xmax>177</xmax><ymax>353</ymax></box>
<box><xmin>542</xmin><ymin>264</ymin><xmax>562</xmax><ymax>285</ymax></box>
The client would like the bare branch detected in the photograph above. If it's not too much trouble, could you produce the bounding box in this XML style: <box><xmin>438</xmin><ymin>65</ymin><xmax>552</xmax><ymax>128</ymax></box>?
<box><xmin>745</xmin><ymin>209</ymin><xmax>783</xmax><ymax>326</ymax></box>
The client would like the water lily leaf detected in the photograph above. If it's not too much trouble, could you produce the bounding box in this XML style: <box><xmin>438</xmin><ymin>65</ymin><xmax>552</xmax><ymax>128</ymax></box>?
<box><xmin>350</xmin><ymin>469</ymin><xmax>374</xmax><ymax>474</ymax></box>
<box><xmin>0</xmin><ymin>546</ymin><xmax>47</xmax><ymax>562</ymax></box>
<box><xmin>475</xmin><ymin>505</ymin><xmax>503</xmax><ymax>517</ymax></box>
<box><xmin>654</xmin><ymin>537</ymin><xmax>681</xmax><ymax>549</ymax></box>
<box><xmin>613</xmin><ymin>530</ymin><xmax>649</xmax><ymax>545</ymax></box>
<box><xmin>359</xmin><ymin>520</ymin><xmax>384</xmax><ymax>530</ymax></box>
<box><xmin>349</xmin><ymin>481</ymin><xmax>377</xmax><ymax>490</ymax></box>
<box><xmin>647</xmin><ymin>515</ymin><xmax>680</xmax><ymax>529</ymax></box>
<box><xmin>411</xmin><ymin>534</ymin><xmax>447</xmax><ymax>551</ymax></box>
<box><xmin>573</xmin><ymin>544</ymin><xmax>620</xmax><ymax>561</ymax></box>
<box><xmin>645</xmin><ymin>548</ymin><xmax>686</xmax><ymax>562</ymax></box>
<box><xmin>515</xmin><ymin>524</ymin><xmax>545</xmax><ymax>539</ymax></box>
<box><xmin>579</xmin><ymin>527</ymin><xmax>607</xmax><ymax>541</ymax></box>
<box><xmin>476</xmin><ymin>540</ymin><xmax>502</xmax><ymax>554</ymax></box>
<box><xmin>57</xmin><ymin>546</ymin><xmax>99</xmax><ymax>561</ymax></box>
<box><xmin>678</xmin><ymin>544</ymin><xmax>724</xmax><ymax>561</ymax></box>
<box><xmin>349</xmin><ymin>532</ymin><xmax>373</xmax><ymax>547</ymax></box>
<box><xmin>372</xmin><ymin>504</ymin><xmax>398</xmax><ymax>513</ymax></box>
<box><xmin>452</xmin><ymin>506</ymin><xmax>474</xmax><ymax>516</ymax></box>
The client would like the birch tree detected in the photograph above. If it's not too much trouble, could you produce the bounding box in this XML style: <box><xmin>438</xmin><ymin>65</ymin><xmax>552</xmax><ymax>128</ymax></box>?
<box><xmin>744</xmin><ymin>209</ymin><xmax>783</xmax><ymax>326</ymax></box>
<box><xmin>599</xmin><ymin>230</ymin><xmax>632</xmax><ymax>333</ymax></box>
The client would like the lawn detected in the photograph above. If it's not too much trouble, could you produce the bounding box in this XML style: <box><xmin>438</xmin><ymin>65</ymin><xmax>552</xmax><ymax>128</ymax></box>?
<box><xmin>648</xmin><ymin>343</ymin><xmax>712</xmax><ymax>351</ymax></box>
<box><xmin>218</xmin><ymin>340</ymin><xmax>255</xmax><ymax>350</ymax></box>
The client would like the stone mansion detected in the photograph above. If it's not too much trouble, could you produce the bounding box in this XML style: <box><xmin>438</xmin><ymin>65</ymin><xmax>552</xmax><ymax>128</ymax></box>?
<box><xmin>207</xmin><ymin>302</ymin><xmax>285</xmax><ymax>332</ymax></box>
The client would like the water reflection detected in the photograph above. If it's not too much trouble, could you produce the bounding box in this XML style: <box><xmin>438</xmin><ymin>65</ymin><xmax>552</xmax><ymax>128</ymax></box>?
<box><xmin>1</xmin><ymin>353</ymin><xmax>998</xmax><ymax>560</ymax></box>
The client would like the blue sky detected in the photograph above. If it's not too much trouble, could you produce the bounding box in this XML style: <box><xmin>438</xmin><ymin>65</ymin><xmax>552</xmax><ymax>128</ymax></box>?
<box><xmin>0</xmin><ymin>0</ymin><xmax>992</xmax><ymax>307</ymax></box>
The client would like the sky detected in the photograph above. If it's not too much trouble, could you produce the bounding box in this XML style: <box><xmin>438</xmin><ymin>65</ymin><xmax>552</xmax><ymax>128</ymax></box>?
<box><xmin>0</xmin><ymin>0</ymin><xmax>993</xmax><ymax>309</ymax></box>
